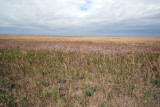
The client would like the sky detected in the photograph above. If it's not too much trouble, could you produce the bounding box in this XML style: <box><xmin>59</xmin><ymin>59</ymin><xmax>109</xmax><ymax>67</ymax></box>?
<box><xmin>0</xmin><ymin>0</ymin><xmax>160</xmax><ymax>37</ymax></box>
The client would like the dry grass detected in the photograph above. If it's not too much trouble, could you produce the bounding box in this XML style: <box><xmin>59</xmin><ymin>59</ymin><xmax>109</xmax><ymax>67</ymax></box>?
<box><xmin>0</xmin><ymin>35</ymin><xmax>160</xmax><ymax>53</ymax></box>
<box><xmin>1</xmin><ymin>34</ymin><xmax>160</xmax><ymax>43</ymax></box>
<box><xmin>0</xmin><ymin>50</ymin><xmax>160</xmax><ymax>107</ymax></box>
<box><xmin>0</xmin><ymin>34</ymin><xmax>160</xmax><ymax>106</ymax></box>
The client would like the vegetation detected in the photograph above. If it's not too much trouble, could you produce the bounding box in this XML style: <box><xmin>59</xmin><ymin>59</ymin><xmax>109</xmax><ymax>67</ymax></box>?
<box><xmin>0</xmin><ymin>49</ymin><xmax>160</xmax><ymax>106</ymax></box>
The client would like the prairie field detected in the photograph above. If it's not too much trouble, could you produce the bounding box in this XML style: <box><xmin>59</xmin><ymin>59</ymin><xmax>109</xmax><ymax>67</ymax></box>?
<box><xmin>0</xmin><ymin>34</ymin><xmax>160</xmax><ymax>106</ymax></box>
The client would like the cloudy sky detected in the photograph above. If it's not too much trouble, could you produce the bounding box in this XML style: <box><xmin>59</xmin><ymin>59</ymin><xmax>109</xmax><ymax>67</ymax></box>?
<box><xmin>0</xmin><ymin>0</ymin><xmax>160</xmax><ymax>37</ymax></box>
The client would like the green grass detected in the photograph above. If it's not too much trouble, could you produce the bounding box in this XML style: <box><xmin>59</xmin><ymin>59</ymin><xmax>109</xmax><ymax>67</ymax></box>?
<box><xmin>0</xmin><ymin>49</ymin><xmax>160</xmax><ymax>106</ymax></box>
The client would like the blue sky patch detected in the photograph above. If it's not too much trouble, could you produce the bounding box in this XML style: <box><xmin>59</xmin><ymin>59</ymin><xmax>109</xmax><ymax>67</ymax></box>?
<box><xmin>79</xmin><ymin>0</ymin><xmax>91</xmax><ymax>11</ymax></box>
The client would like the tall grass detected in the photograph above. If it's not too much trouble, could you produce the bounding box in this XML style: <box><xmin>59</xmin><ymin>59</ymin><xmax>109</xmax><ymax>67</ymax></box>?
<box><xmin>0</xmin><ymin>49</ymin><xmax>160</xmax><ymax>106</ymax></box>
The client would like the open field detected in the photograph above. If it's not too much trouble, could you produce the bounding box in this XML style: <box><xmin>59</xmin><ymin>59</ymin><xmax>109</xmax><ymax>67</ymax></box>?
<box><xmin>1</xmin><ymin>34</ymin><xmax>160</xmax><ymax>43</ymax></box>
<box><xmin>0</xmin><ymin>34</ymin><xmax>160</xmax><ymax>53</ymax></box>
<box><xmin>0</xmin><ymin>34</ymin><xmax>160</xmax><ymax>106</ymax></box>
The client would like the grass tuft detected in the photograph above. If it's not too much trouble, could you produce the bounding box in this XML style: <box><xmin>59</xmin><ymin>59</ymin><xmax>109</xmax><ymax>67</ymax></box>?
<box><xmin>0</xmin><ymin>49</ymin><xmax>160</xmax><ymax>106</ymax></box>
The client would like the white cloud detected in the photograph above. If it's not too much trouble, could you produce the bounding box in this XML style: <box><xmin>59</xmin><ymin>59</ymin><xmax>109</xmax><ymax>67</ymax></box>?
<box><xmin>0</xmin><ymin>0</ymin><xmax>160</xmax><ymax>36</ymax></box>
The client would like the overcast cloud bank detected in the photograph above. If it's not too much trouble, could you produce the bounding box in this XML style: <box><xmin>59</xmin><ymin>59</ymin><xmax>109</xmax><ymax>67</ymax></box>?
<box><xmin>0</xmin><ymin>0</ymin><xmax>160</xmax><ymax>36</ymax></box>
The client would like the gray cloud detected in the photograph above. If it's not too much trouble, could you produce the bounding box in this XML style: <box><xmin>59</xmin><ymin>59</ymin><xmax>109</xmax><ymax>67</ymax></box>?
<box><xmin>0</xmin><ymin>0</ymin><xmax>160</xmax><ymax>36</ymax></box>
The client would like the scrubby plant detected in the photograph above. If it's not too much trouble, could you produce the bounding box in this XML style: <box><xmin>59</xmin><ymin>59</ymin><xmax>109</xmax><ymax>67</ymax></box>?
<box><xmin>0</xmin><ymin>49</ymin><xmax>160</xmax><ymax>106</ymax></box>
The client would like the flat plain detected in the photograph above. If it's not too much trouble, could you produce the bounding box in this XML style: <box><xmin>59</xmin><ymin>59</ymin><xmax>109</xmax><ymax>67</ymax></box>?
<box><xmin>0</xmin><ymin>34</ymin><xmax>160</xmax><ymax>106</ymax></box>
<box><xmin>0</xmin><ymin>34</ymin><xmax>160</xmax><ymax>53</ymax></box>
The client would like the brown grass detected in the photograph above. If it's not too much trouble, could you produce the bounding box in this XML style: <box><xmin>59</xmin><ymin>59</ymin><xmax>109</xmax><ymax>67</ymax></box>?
<box><xmin>0</xmin><ymin>34</ymin><xmax>160</xmax><ymax>106</ymax></box>
<box><xmin>1</xmin><ymin>34</ymin><xmax>160</xmax><ymax>43</ymax></box>
<box><xmin>0</xmin><ymin>50</ymin><xmax>160</xmax><ymax>106</ymax></box>
<box><xmin>0</xmin><ymin>34</ymin><xmax>160</xmax><ymax>53</ymax></box>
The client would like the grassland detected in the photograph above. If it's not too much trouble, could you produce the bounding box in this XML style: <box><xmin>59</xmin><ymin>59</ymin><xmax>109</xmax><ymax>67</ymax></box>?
<box><xmin>0</xmin><ymin>34</ymin><xmax>160</xmax><ymax>53</ymax></box>
<box><xmin>0</xmin><ymin>34</ymin><xmax>160</xmax><ymax>106</ymax></box>
<box><xmin>1</xmin><ymin>34</ymin><xmax>160</xmax><ymax>43</ymax></box>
